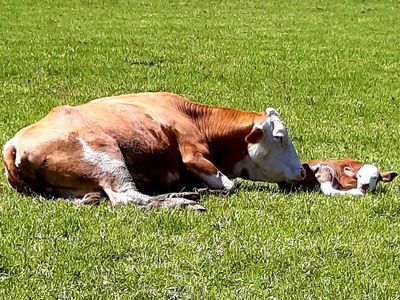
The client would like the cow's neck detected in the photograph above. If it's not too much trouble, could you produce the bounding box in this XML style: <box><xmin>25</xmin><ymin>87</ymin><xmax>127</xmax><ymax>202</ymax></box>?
<box><xmin>182</xmin><ymin>101</ymin><xmax>265</xmax><ymax>177</ymax></box>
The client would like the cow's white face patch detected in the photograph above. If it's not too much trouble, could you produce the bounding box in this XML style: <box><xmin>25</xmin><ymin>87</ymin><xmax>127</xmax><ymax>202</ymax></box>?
<box><xmin>356</xmin><ymin>164</ymin><xmax>380</xmax><ymax>192</ymax></box>
<box><xmin>242</xmin><ymin>108</ymin><xmax>305</xmax><ymax>183</ymax></box>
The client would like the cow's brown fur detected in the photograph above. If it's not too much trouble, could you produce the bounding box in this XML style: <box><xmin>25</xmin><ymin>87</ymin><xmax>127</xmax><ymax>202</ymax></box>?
<box><xmin>4</xmin><ymin>92</ymin><xmax>304</xmax><ymax>209</ymax></box>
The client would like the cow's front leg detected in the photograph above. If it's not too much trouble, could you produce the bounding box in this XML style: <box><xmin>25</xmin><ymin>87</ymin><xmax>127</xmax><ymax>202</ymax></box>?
<box><xmin>182</xmin><ymin>154</ymin><xmax>235</xmax><ymax>192</ymax></box>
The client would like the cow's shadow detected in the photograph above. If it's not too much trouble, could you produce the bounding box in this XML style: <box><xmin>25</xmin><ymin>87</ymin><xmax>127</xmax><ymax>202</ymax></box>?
<box><xmin>175</xmin><ymin>180</ymin><xmax>315</xmax><ymax>197</ymax></box>
<box><xmin>233</xmin><ymin>181</ymin><xmax>318</xmax><ymax>194</ymax></box>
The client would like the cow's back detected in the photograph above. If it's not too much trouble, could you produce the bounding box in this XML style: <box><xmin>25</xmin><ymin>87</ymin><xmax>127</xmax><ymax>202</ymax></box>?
<box><xmin>89</xmin><ymin>92</ymin><xmax>198</xmax><ymax>134</ymax></box>
<box><xmin>7</xmin><ymin>95</ymin><xmax>193</xmax><ymax>194</ymax></box>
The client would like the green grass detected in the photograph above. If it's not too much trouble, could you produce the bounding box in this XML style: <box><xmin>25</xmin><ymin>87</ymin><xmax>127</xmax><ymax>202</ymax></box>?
<box><xmin>1</xmin><ymin>0</ymin><xmax>400</xmax><ymax>298</ymax></box>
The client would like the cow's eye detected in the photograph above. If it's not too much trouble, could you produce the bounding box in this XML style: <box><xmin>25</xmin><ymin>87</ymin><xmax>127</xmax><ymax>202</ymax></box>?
<box><xmin>274</xmin><ymin>136</ymin><xmax>284</xmax><ymax>145</ymax></box>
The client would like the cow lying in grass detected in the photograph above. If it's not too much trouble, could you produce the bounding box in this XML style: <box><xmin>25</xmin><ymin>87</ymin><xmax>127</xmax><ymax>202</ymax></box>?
<box><xmin>3</xmin><ymin>92</ymin><xmax>306</xmax><ymax>211</ymax></box>
<box><xmin>279</xmin><ymin>158</ymin><xmax>397</xmax><ymax>195</ymax></box>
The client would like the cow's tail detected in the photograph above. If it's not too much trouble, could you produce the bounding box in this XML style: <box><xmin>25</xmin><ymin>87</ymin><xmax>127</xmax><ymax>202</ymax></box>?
<box><xmin>2</xmin><ymin>140</ymin><xmax>29</xmax><ymax>194</ymax></box>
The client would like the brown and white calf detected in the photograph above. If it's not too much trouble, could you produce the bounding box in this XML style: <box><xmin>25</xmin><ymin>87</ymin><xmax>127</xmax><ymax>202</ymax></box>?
<box><xmin>279</xmin><ymin>158</ymin><xmax>397</xmax><ymax>195</ymax></box>
<box><xmin>3</xmin><ymin>92</ymin><xmax>306</xmax><ymax>210</ymax></box>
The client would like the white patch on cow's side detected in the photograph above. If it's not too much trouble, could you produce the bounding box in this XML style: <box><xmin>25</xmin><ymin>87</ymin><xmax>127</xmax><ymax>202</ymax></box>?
<box><xmin>77</xmin><ymin>137</ymin><xmax>135</xmax><ymax>194</ymax></box>
<box><xmin>3</xmin><ymin>138</ymin><xmax>20</xmax><ymax>168</ymax></box>
<box><xmin>3</xmin><ymin>139</ymin><xmax>13</xmax><ymax>151</ymax></box>
<box><xmin>76</xmin><ymin>137</ymin><xmax>197</xmax><ymax>208</ymax></box>
<box><xmin>78</xmin><ymin>137</ymin><xmax>125</xmax><ymax>173</ymax></box>
<box><xmin>15</xmin><ymin>150</ymin><xmax>21</xmax><ymax>168</ymax></box>
<box><xmin>199</xmin><ymin>171</ymin><xmax>235</xmax><ymax>191</ymax></box>
<box><xmin>3</xmin><ymin>139</ymin><xmax>17</xmax><ymax>181</ymax></box>
<box><xmin>356</xmin><ymin>164</ymin><xmax>380</xmax><ymax>191</ymax></box>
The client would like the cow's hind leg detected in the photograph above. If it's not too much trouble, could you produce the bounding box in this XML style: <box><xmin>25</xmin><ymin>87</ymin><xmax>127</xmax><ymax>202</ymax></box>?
<box><xmin>78</xmin><ymin>137</ymin><xmax>205</xmax><ymax>211</ymax></box>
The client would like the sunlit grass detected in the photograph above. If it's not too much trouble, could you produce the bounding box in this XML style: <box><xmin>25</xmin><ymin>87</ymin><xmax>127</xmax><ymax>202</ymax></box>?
<box><xmin>1</xmin><ymin>0</ymin><xmax>399</xmax><ymax>298</ymax></box>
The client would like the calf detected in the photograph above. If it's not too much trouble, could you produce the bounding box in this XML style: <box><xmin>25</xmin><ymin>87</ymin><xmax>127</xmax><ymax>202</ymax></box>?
<box><xmin>3</xmin><ymin>92</ymin><xmax>306</xmax><ymax>210</ymax></box>
<box><xmin>279</xmin><ymin>158</ymin><xmax>397</xmax><ymax>195</ymax></box>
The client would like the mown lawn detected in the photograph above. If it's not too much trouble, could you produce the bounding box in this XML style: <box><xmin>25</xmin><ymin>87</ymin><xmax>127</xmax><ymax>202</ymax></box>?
<box><xmin>1</xmin><ymin>0</ymin><xmax>400</xmax><ymax>298</ymax></box>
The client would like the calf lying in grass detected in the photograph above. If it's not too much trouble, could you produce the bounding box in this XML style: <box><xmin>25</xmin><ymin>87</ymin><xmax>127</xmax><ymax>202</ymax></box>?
<box><xmin>279</xmin><ymin>158</ymin><xmax>397</xmax><ymax>196</ymax></box>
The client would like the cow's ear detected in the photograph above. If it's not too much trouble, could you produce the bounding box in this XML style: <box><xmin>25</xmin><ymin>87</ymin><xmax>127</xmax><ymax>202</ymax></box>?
<box><xmin>379</xmin><ymin>171</ymin><xmax>398</xmax><ymax>182</ymax></box>
<box><xmin>343</xmin><ymin>166</ymin><xmax>356</xmax><ymax>177</ymax></box>
<box><xmin>245</xmin><ymin>127</ymin><xmax>263</xmax><ymax>144</ymax></box>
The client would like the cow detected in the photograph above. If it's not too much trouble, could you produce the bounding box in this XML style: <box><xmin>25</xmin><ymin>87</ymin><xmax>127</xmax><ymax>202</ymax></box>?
<box><xmin>2</xmin><ymin>92</ymin><xmax>306</xmax><ymax>211</ymax></box>
<box><xmin>279</xmin><ymin>158</ymin><xmax>397</xmax><ymax>196</ymax></box>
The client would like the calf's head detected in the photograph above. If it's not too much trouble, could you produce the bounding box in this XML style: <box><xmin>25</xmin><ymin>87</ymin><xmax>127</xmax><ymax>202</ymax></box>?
<box><xmin>244</xmin><ymin>108</ymin><xmax>305</xmax><ymax>183</ymax></box>
<box><xmin>307</xmin><ymin>161</ymin><xmax>398</xmax><ymax>192</ymax></box>
<box><xmin>354</xmin><ymin>164</ymin><xmax>397</xmax><ymax>192</ymax></box>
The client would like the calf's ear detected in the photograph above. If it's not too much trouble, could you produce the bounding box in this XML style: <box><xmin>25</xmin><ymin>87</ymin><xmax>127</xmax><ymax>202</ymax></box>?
<box><xmin>379</xmin><ymin>171</ymin><xmax>398</xmax><ymax>182</ymax></box>
<box><xmin>343</xmin><ymin>166</ymin><xmax>356</xmax><ymax>177</ymax></box>
<box><xmin>245</xmin><ymin>127</ymin><xmax>263</xmax><ymax>144</ymax></box>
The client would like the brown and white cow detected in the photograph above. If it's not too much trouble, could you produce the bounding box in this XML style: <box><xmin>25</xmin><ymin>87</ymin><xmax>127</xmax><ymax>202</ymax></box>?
<box><xmin>279</xmin><ymin>158</ymin><xmax>397</xmax><ymax>195</ymax></box>
<box><xmin>2</xmin><ymin>92</ymin><xmax>306</xmax><ymax>210</ymax></box>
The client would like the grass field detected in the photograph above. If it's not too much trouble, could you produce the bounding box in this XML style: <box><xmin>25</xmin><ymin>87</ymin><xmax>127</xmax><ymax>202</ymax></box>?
<box><xmin>1</xmin><ymin>0</ymin><xmax>400</xmax><ymax>298</ymax></box>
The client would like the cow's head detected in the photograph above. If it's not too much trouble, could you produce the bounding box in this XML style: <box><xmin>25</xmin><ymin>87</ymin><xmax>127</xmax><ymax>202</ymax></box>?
<box><xmin>244</xmin><ymin>108</ymin><xmax>305</xmax><ymax>183</ymax></box>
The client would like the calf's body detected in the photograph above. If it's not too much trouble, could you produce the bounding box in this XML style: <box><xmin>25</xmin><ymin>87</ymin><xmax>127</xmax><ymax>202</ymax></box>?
<box><xmin>3</xmin><ymin>92</ymin><xmax>305</xmax><ymax>209</ymax></box>
<box><xmin>279</xmin><ymin>158</ymin><xmax>397</xmax><ymax>196</ymax></box>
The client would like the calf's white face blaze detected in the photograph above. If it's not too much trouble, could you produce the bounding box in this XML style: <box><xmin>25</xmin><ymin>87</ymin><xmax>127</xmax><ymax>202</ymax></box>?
<box><xmin>356</xmin><ymin>164</ymin><xmax>380</xmax><ymax>192</ymax></box>
<box><xmin>244</xmin><ymin>107</ymin><xmax>305</xmax><ymax>183</ymax></box>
